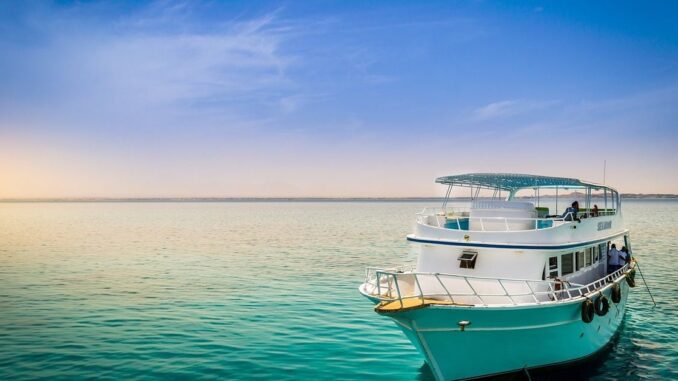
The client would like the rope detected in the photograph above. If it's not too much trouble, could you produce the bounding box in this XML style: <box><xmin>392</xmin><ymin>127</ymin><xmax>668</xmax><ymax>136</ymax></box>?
<box><xmin>634</xmin><ymin>259</ymin><xmax>657</xmax><ymax>308</ymax></box>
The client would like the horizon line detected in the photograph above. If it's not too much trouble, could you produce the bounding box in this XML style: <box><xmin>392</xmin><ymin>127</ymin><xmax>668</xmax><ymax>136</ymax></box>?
<box><xmin>2</xmin><ymin>193</ymin><xmax>678</xmax><ymax>202</ymax></box>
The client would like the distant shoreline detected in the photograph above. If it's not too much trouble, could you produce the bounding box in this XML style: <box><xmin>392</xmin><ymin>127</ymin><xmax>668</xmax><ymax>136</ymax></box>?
<box><xmin>1</xmin><ymin>195</ymin><xmax>677</xmax><ymax>203</ymax></box>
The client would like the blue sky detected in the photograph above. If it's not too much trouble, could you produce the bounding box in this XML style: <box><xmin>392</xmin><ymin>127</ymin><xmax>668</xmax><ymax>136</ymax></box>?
<box><xmin>1</xmin><ymin>1</ymin><xmax>676</xmax><ymax>197</ymax></box>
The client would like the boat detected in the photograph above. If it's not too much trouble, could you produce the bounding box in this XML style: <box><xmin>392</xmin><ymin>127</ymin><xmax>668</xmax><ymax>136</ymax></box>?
<box><xmin>359</xmin><ymin>173</ymin><xmax>637</xmax><ymax>380</ymax></box>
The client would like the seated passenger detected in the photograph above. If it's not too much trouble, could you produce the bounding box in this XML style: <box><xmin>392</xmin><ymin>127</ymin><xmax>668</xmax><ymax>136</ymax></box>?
<box><xmin>592</xmin><ymin>204</ymin><xmax>599</xmax><ymax>217</ymax></box>
<box><xmin>561</xmin><ymin>201</ymin><xmax>580</xmax><ymax>221</ymax></box>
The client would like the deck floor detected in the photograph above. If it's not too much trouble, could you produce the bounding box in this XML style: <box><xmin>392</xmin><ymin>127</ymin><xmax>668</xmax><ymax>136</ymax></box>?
<box><xmin>375</xmin><ymin>298</ymin><xmax>459</xmax><ymax>313</ymax></box>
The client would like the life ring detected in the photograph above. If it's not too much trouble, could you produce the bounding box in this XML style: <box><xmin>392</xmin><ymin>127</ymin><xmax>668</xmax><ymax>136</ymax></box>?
<box><xmin>626</xmin><ymin>269</ymin><xmax>637</xmax><ymax>288</ymax></box>
<box><xmin>611</xmin><ymin>283</ymin><xmax>622</xmax><ymax>303</ymax></box>
<box><xmin>594</xmin><ymin>294</ymin><xmax>609</xmax><ymax>316</ymax></box>
<box><xmin>581</xmin><ymin>299</ymin><xmax>594</xmax><ymax>323</ymax></box>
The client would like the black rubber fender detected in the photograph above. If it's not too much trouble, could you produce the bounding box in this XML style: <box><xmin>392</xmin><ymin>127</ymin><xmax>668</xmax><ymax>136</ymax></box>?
<box><xmin>581</xmin><ymin>299</ymin><xmax>595</xmax><ymax>323</ymax></box>
<box><xmin>611</xmin><ymin>283</ymin><xmax>622</xmax><ymax>303</ymax></box>
<box><xmin>626</xmin><ymin>269</ymin><xmax>637</xmax><ymax>288</ymax></box>
<box><xmin>594</xmin><ymin>294</ymin><xmax>610</xmax><ymax>316</ymax></box>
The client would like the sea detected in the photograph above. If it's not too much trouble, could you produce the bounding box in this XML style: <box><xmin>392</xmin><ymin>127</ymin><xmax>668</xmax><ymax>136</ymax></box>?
<box><xmin>0</xmin><ymin>200</ymin><xmax>675</xmax><ymax>380</ymax></box>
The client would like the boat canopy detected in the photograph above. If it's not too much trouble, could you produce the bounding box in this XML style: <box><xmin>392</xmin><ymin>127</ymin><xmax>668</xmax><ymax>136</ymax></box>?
<box><xmin>435</xmin><ymin>173</ymin><xmax>616</xmax><ymax>193</ymax></box>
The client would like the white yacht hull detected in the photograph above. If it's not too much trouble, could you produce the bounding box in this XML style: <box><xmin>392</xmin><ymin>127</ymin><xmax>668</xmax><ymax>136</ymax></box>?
<box><xmin>362</xmin><ymin>278</ymin><xmax>630</xmax><ymax>380</ymax></box>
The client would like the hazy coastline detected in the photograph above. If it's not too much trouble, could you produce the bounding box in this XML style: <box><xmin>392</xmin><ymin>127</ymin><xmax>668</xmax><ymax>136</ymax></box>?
<box><xmin>2</xmin><ymin>195</ymin><xmax>677</xmax><ymax>203</ymax></box>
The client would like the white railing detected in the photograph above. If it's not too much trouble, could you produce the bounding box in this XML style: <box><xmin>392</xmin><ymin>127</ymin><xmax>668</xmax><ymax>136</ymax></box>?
<box><xmin>363</xmin><ymin>264</ymin><xmax>631</xmax><ymax>308</ymax></box>
<box><xmin>419</xmin><ymin>206</ymin><xmax>470</xmax><ymax>216</ymax></box>
<box><xmin>417</xmin><ymin>210</ymin><xmax>567</xmax><ymax>232</ymax></box>
<box><xmin>581</xmin><ymin>210</ymin><xmax>617</xmax><ymax>217</ymax></box>
<box><xmin>416</xmin><ymin>208</ymin><xmax>616</xmax><ymax>232</ymax></box>
<box><xmin>417</xmin><ymin>207</ymin><xmax>469</xmax><ymax>228</ymax></box>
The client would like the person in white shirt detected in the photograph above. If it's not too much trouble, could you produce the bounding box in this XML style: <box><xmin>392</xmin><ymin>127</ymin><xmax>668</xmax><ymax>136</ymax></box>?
<box><xmin>607</xmin><ymin>244</ymin><xmax>627</xmax><ymax>273</ymax></box>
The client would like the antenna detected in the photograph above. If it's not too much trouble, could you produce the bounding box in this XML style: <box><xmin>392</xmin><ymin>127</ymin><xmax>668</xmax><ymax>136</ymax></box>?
<box><xmin>603</xmin><ymin>160</ymin><xmax>606</xmax><ymax>185</ymax></box>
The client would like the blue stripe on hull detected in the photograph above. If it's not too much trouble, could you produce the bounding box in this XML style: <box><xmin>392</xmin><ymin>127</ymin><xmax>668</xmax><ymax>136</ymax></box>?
<box><xmin>406</xmin><ymin>232</ymin><xmax>626</xmax><ymax>250</ymax></box>
<box><xmin>386</xmin><ymin>281</ymin><xmax>630</xmax><ymax>381</ymax></box>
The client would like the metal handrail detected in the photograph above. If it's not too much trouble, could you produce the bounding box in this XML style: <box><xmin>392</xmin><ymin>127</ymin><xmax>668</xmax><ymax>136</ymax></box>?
<box><xmin>417</xmin><ymin>214</ymin><xmax>619</xmax><ymax>232</ymax></box>
<box><xmin>416</xmin><ymin>207</ymin><xmax>617</xmax><ymax>232</ymax></box>
<box><xmin>417</xmin><ymin>214</ymin><xmax>568</xmax><ymax>232</ymax></box>
<box><xmin>364</xmin><ymin>264</ymin><xmax>631</xmax><ymax>307</ymax></box>
<box><xmin>418</xmin><ymin>207</ymin><xmax>617</xmax><ymax>217</ymax></box>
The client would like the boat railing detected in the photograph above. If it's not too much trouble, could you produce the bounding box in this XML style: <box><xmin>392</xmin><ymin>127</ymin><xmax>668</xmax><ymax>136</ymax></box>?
<box><xmin>592</xmin><ymin>210</ymin><xmax>617</xmax><ymax>217</ymax></box>
<box><xmin>416</xmin><ymin>208</ymin><xmax>568</xmax><ymax>231</ymax></box>
<box><xmin>417</xmin><ymin>208</ymin><xmax>615</xmax><ymax>231</ymax></box>
<box><xmin>363</xmin><ymin>264</ymin><xmax>631</xmax><ymax>308</ymax></box>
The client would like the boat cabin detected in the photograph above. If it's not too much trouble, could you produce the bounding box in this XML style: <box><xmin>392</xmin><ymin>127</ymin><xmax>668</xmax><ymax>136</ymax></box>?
<box><xmin>431</xmin><ymin>173</ymin><xmax>620</xmax><ymax>232</ymax></box>
<box><xmin>409</xmin><ymin>173</ymin><xmax>629</xmax><ymax>282</ymax></box>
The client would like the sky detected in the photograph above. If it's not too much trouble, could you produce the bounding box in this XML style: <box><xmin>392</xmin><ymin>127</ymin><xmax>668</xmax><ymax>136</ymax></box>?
<box><xmin>0</xmin><ymin>1</ymin><xmax>677</xmax><ymax>198</ymax></box>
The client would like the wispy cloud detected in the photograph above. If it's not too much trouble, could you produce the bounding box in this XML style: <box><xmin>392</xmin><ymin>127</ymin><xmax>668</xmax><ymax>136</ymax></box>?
<box><xmin>576</xmin><ymin>83</ymin><xmax>678</xmax><ymax>114</ymax></box>
<box><xmin>471</xmin><ymin>99</ymin><xmax>560</xmax><ymax>120</ymax></box>
<box><xmin>465</xmin><ymin>83</ymin><xmax>677</xmax><ymax>141</ymax></box>
<box><xmin>0</xmin><ymin>2</ymin><xmax>305</xmax><ymax>129</ymax></box>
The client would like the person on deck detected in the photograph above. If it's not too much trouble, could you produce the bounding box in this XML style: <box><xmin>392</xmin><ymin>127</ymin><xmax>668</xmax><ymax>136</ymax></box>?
<box><xmin>607</xmin><ymin>244</ymin><xmax>627</xmax><ymax>274</ymax></box>
<box><xmin>562</xmin><ymin>201</ymin><xmax>580</xmax><ymax>221</ymax></box>
<box><xmin>592</xmin><ymin>204</ymin><xmax>599</xmax><ymax>217</ymax></box>
<box><xmin>621</xmin><ymin>246</ymin><xmax>631</xmax><ymax>264</ymax></box>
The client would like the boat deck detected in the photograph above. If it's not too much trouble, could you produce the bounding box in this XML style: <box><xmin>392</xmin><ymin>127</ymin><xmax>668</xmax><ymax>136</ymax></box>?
<box><xmin>375</xmin><ymin>298</ymin><xmax>460</xmax><ymax>313</ymax></box>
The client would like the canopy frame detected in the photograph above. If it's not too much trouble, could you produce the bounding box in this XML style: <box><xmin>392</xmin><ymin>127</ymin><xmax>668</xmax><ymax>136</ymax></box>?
<box><xmin>437</xmin><ymin>173</ymin><xmax>620</xmax><ymax>216</ymax></box>
<box><xmin>436</xmin><ymin>173</ymin><xmax>616</xmax><ymax>194</ymax></box>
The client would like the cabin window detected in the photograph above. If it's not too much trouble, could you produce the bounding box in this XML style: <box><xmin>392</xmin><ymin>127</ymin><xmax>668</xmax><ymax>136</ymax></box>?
<box><xmin>561</xmin><ymin>253</ymin><xmax>574</xmax><ymax>275</ymax></box>
<box><xmin>548</xmin><ymin>257</ymin><xmax>558</xmax><ymax>278</ymax></box>
<box><xmin>458</xmin><ymin>250</ymin><xmax>478</xmax><ymax>269</ymax></box>
<box><xmin>593</xmin><ymin>246</ymin><xmax>599</xmax><ymax>262</ymax></box>
<box><xmin>585</xmin><ymin>248</ymin><xmax>593</xmax><ymax>266</ymax></box>
<box><xmin>576</xmin><ymin>251</ymin><xmax>585</xmax><ymax>271</ymax></box>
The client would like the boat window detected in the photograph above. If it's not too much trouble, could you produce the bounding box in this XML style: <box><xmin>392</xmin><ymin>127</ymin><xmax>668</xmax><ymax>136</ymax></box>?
<box><xmin>576</xmin><ymin>251</ymin><xmax>585</xmax><ymax>271</ymax></box>
<box><xmin>548</xmin><ymin>256</ymin><xmax>558</xmax><ymax>278</ymax></box>
<box><xmin>586</xmin><ymin>248</ymin><xmax>592</xmax><ymax>266</ymax></box>
<box><xmin>458</xmin><ymin>250</ymin><xmax>478</xmax><ymax>269</ymax></box>
<box><xmin>561</xmin><ymin>253</ymin><xmax>574</xmax><ymax>275</ymax></box>
<box><xmin>593</xmin><ymin>246</ymin><xmax>599</xmax><ymax>262</ymax></box>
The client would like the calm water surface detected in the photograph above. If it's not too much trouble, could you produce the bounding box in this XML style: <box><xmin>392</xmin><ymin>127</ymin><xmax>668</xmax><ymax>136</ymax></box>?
<box><xmin>0</xmin><ymin>201</ymin><xmax>676</xmax><ymax>380</ymax></box>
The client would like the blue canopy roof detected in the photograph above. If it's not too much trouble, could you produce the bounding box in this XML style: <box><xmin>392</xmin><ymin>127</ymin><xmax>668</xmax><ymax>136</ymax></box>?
<box><xmin>435</xmin><ymin>173</ymin><xmax>615</xmax><ymax>192</ymax></box>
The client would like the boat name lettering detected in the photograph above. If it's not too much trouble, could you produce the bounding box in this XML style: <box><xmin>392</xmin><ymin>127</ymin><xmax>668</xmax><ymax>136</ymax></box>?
<box><xmin>597</xmin><ymin>221</ymin><xmax>612</xmax><ymax>231</ymax></box>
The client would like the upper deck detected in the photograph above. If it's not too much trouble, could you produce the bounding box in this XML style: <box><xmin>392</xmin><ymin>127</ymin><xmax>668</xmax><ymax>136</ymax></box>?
<box><xmin>412</xmin><ymin>173</ymin><xmax>625</xmax><ymax>247</ymax></box>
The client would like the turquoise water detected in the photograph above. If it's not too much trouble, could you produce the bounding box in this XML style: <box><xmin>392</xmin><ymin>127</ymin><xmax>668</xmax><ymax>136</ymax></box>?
<box><xmin>0</xmin><ymin>201</ymin><xmax>675</xmax><ymax>380</ymax></box>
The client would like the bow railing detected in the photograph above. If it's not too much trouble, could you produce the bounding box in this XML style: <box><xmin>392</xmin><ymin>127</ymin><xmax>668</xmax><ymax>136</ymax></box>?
<box><xmin>363</xmin><ymin>264</ymin><xmax>631</xmax><ymax>308</ymax></box>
